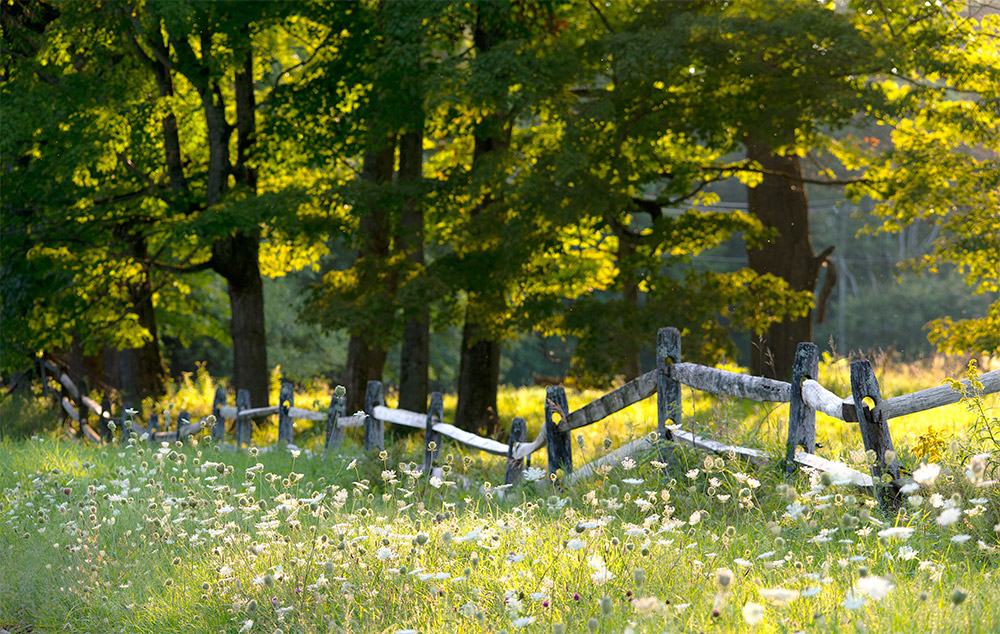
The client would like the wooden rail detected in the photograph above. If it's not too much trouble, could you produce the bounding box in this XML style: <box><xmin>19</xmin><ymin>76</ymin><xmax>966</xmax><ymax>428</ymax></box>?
<box><xmin>39</xmin><ymin>325</ymin><xmax>999</xmax><ymax>508</ymax></box>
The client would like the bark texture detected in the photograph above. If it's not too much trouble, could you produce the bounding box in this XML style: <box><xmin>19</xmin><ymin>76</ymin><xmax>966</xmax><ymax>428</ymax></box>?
<box><xmin>746</xmin><ymin>141</ymin><xmax>827</xmax><ymax>380</ymax></box>
<box><xmin>397</xmin><ymin>129</ymin><xmax>430</xmax><ymax>413</ymax></box>
<box><xmin>454</xmin><ymin>9</ymin><xmax>508</xmax><ymax>433</ymax></box>
<box><xmin>345</xmin><ymin>137</ymin><xmax>396</xmax><ymax>414</ymax></box>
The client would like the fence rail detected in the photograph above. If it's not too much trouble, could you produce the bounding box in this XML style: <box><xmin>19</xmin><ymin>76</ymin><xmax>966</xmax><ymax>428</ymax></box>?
<box><xmin>37</xmin><ymin>327</ymin><xmax>999</xmax><ymax>510</ymax></box>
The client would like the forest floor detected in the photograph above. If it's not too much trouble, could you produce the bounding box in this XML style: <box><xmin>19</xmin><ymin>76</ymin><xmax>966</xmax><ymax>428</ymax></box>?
<box><xmin>1</xmin><ymin>356</ymin><xmax>999</xmax><ymax>633</ymax></box>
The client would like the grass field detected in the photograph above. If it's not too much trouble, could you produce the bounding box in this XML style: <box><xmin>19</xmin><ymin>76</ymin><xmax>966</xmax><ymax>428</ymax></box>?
<box><xmin>1</xmin><ymin>356</ymin><xmax>999</xmax><ymax>633</ymax></box>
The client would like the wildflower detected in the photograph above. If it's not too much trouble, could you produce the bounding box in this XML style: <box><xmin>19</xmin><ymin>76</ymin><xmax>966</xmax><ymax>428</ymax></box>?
<box><xmin>566</xmin><ymin>539</ymin><xmax>586</xmax><ymax>551</ymax></box>
<box><xmin>853</xmin><ymin>576</ymin><xmax>893</xmax><ymax>601</ymax></box>
<box><xmin>621</xmin><ymin>457</ymin><xmax>637</xmax><ymax>470</ymax></box>
<box><xmin>622</xmin><ymin>478</ymin><xmax>644</xmax><ymax>486</ymax></box>
<box><xmin>511</xmin><ymin>616</ymin><xmax>536</xmax><ymax>628</ymax></box>
<box><xmin>951</xmin><ymin>586</ymin><xmax>968</xmax><ymax>605</ymax></box>
<box><xmin>841</xmin><ymin>594</ymin><xmax>866</xmax><ymax>610</ymax></box>
<box><xmin>877</xmin><ymin>526</ymin><xmax>914</xmax><ymax>541</ymax></box>
<box><xmin>950</xmin><ymin>534</ymin><xmax>972</xmax><ymax>544</ymax></box>
<box><xmin>913</xmin><ymin>463</ymin><xmax>941</xmax><ymax>486</ymax></box>
<box><xmin>239</xmin><ymin>620</ymin><xmax>254</xmax><ymax>633</ymax></box>
<box><xmin>742</xmin><ymin>602</ymin><xmax>765</xmax><ymax>625</ymax></box>
<box><xmin>758</xmin><ymin>587</ymin><xmax>800</xmax><ymax>606</ymax></box>
<box><xmin>632</xmin><ymin>568</ymin><xmax>646</xmax><ymax>587</ymax></box>
<box><xmin>632</xmin><ymin>596</ymin><xmax>660</xmax><ymax>614</ymax></box>
<box><xmin>523</xmin><ymin>467</ymin><xmax>546</xmax><ymax>483</ymax></box>
<box><xmin>936</xmin><ymin>508</ymin><xmax>962</xmax><ymax>527</ymax></box>
<box><xmin>898</xmin><ymin>546</ymin><xmax>918</xmax><ymax>560</ymax></box>
<box><xmin>715</xmin><ymin>567</ymin><xmax>734</xmax><ymax>590</ymax></box>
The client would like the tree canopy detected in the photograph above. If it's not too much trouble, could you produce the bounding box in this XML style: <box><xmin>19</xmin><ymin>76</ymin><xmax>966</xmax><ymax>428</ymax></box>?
<box><xmin>2</xmin><ymin>0</ymin><xmax>996</xmax><ymax>417</ymax></box>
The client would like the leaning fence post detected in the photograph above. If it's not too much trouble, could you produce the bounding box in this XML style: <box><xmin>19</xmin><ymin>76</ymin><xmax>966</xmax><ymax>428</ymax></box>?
<box><xmin>324</xmin><ymin>388</ymin><xmax>347</xmax><ymax>453</ymax></box>
<box><xmin>656</xmin><ymin>327</ymin><xmax>681</xmax><ymax>466</ymax></box>
<box><xmin>278</xmin><ymin>380</ymin><xmax>295</xmax><ymax>445</ymax></box>
<box><xmin>505</xmin><ymin>417</ymin><xmax>528</xmax><ymax>485</ymax></box>
<box><xmin>236</xmin><ymin>389</ymin><xmax>252</xmax><ymax>447</ymax></box>
<box><xmin>423</xmin><ymin>392</ymin><xmax>444</xmax><ymax>476</ymax></box>
<box><xmin>786</xmin><ymin>342</ymin><xmax>819</xmax><ymax>472</ymax></box>
<box><xmin>850</xmin><ymin>359</ymin><xmax>901</xmax><ymax>511</ymax></box>
<box><xmin>211</xmin><ymin>387</ymin><xmax>227</xmax><ymax>441</ymax></box>
<box><xmin>364</xmin><ymin>380</ymin><xmax>385</xmax><ymax>452</ymax></box>
<box><xmin>99</xmin><ymin>394</ymin><xmax>113</xmax><ymax>443</ymax></box>
<box><xmin>545</xmin><ymin>385</ymin><xmax>572</xmax><ymax>479</ymax></box>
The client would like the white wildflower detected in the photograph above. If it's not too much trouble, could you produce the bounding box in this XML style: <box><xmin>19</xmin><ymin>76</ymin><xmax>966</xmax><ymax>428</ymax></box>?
<box><xmin>936</xmin><ymin>507</ymin><xmax>962</xmax><ymax>527</ymax></box>
<box><xmin>913</xmin><ymin>463</ymin><xmax>941</xmax><ymax>486</ymax></box>
<box><xmin>742</xmin><ymin>602</ymin><xmax>765</xmax><ymax>625</ymax></box>
<box><xmin>853</xmin><ymin>575</ymin><xmax>893</xmax><ymax>601</ymax></box>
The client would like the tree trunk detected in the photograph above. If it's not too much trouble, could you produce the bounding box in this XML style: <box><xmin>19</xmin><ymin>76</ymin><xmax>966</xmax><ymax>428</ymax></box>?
<box><xmin>123</xmin><ymin>235</ymin><xmax>167</xmax><ymax>400</ymax></box>
<box><xmin>617</xmin><ymin>230</ymin><xmax>642</xmax><ymax>382</ymax></box>
<box><xmin>209</xmin><ymin>33</ymin><xmax>269</xmax><ymax>408</ymax></box>
<box><xmin>745</xmin><ymin>141</ymin><xmax>826</xmax><ymax>380</ymax></box>
<box><xmin>344</xmin><ymin>134</ymin><xmax>396</xmax><ymax>414</ymax></box>
<box><xmin>455</xmin><ymin>313</ymin><xmax>501</xmax><ymax>435</ymax></box>
<box><xmin>214</xmin><ymin>232</ymin><xmax>269</xmax><ymax>407</ymax></box>
<box><xmin>397</xmin><ymin>129</ymin><xmax>430</xmax><ymax>412</ymax></box>
<box><xmin>454</xmin><ymin>8</ymin><xmax>508</xmax><ymax>433</ymax></box>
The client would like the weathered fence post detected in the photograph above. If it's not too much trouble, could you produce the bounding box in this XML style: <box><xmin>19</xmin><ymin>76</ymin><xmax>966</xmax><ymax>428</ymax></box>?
<box><xmin>148</xmin><ymin>413</ymin><xmax>159</xmax><ymax>444</ymax></box>
<box><xmin>423</xmin><ymin>392</ymin><xmax>444</xmax><ymax>476</ymax></box>
<box><xmin>505</xmin><ymin>417</ymin><xmax>528</xmax><ymax>485</ymax></box>
<box><xmin>364</xmin><ymin>380</ymin><xmax>384</xmax><ymax>452</ymax></box>
<box><xmin>211</xmin><ymin>387</ymin><xmax>227</xmax><ymax>441</ymax></box>
<box><xmin>656</xmin><ymin>327</ymin><xmax>681</xmax><ymax>466</ymax></box>
<box><xmin>278</xmin><ymin>380</ymin><xmax>295</xmax><ymax>445</ymax></box>
<box><xmin>850</xmin><ymin>359</ymin><xmax>901</xmax><ymax>510</ymax></box>
<box><xmin>545</xmin><ymin>386</ymin><xmax>572</xmax><ymax>479</ymax></box>
<box><xmin>786</xmin><ymin>342</ymin><xmax>818</xmax><ymax>472</ymax></box>
<box><xmin>99</xmin><ymin>394</ymin><xmax>112</xmax><ymax>443</ymax></box>
<box><xmin>324</xmin><ymin>388</ymin><xmax>346</xmax><ymax>453</ymax></box>
<box><xmin>236</xmin><ymin>389</ymin><xmax>252</xmax><ymax>447</ymax></box>
<box><xmin>39</xmin><ymin>358</ymin><xmax>49</xmax><ymax>399</ymax></box>
<box><xmin>76</xmin><ymin>377</ymin><xmax>89</xmax><ymax>440</ymax></box>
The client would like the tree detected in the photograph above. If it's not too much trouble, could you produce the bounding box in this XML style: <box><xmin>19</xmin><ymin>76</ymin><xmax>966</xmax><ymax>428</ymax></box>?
<box><xmin>841</xmin><ymin>0</ymin><xmax>1000</xmax><ymax>355</ymax></box>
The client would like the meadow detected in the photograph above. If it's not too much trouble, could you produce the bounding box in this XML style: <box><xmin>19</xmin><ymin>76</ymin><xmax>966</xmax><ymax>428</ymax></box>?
<box><xmin>1</xmin><ymin>355</ymin><xmax>999</xmax><ymax>633</ymax></box>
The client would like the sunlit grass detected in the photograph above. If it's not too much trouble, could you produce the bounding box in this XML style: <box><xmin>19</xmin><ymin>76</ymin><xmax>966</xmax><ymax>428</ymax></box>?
<box><xmin>4</xmin><ymin>356</ymin><xmax>996</xmax><ymax>632</ymax></box>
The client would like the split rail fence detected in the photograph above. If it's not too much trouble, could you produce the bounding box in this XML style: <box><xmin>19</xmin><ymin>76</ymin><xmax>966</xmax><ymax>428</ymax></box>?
<box><xmin>43</xmin><ymin>328</ymin><xmax>999</xmax><ymax>508</ymax></box>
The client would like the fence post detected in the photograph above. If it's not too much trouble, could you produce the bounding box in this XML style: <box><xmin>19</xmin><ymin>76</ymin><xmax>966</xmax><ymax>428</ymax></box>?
<box><xmin>76</xmin><ymin>377</ymin><xmax>89</xmax><ymax>440</ymax></box>
<box><xmin>324</xmin><ymin>389</ymin><xmax>346</xmax><ymax>453</ymax></box>
<box><xmin>505</xmin><ymin>417</ymin><xmax>528</xmax><ymax>485</ymax></box>
<box><xmin>545</xmin><ymin>385</ymin><xmax>572</xmax><ymax>479</ymax></box>
<box><xmin>99</xmin><ymin>394</ymin><xmax>112</xmax><ymax>443</ymax></box>
<box><xmin>236</xmin><ymin>389</ymin><xmax>252</xmax><ymax>447</ymax></box>
<box><xmin>656</xmin><ymin>327</ymin><xmax>681</xmax><ymax>466</ymax></box>
<box><xmin>148</xmin><ymin>413</ymin><xmax>159</xmax><ymax>444</ymax></box>
<box><xmin>39</xmin><ymin>358</ymin><xmax>49</xmax><ymax>399</ymax></box>
<box><xmin>364</xmin><ymin>380</ymin><xmax>384</xmax><ymax>452</ymax></box>
<box><xmin>786</xmin><ymin>342</ymin><xmax>818</xmax><ymax>472</ymax></box>
<box><xmin>278</xmin><ymin>380</ymin><xmax>295</xmax><ymax>445</ymax></box>
<box><xmin>849</xmin><ymin>359</ymin><xmax>901</xmax><ymax>511</ymax></box>
<box><xmin>423</xmin><ymin>392</ymin><xmax>444</xmax><ymax>476</ymax></box>
<box><xmin>211</xmin><ymin>387</ymin><xmax>227</xmax><ymax>441</ymax></box>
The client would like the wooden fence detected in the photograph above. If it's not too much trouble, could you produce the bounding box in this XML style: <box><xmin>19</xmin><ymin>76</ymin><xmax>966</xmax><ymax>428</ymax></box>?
<box><xmin>41</xmin><ymin>328</ymin><xmax>999</xmax><ymax>508</ymax></box>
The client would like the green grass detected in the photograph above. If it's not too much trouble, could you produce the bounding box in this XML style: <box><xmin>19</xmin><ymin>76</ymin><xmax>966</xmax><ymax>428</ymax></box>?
<box><xmin>2</xmin><ymin>357</ymin><xmax>999</xmax><ymax>633</ymax></box>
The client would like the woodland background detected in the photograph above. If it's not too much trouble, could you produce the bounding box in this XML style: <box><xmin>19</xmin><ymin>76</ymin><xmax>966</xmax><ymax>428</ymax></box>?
<box><xmin>2</xmin><ymin>0</ymin><xmax>998</xmax><ymax>433</ymax></box>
